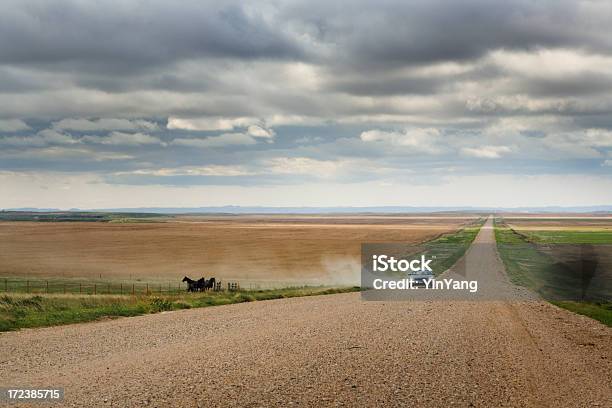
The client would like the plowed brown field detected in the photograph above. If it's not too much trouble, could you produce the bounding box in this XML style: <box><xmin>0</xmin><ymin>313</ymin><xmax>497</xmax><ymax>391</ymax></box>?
<box><xmin>0</xmin><ymin>216</ymin><xmax>471</xmax><ymax>284</ymax></box>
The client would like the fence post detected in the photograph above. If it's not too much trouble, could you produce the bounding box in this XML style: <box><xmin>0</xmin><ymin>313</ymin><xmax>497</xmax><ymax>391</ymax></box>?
<box><xmin>80</xmin><ymin>283</ymin><xmax>82</xmax><ymax>294</ymax></box>
<box><xmin>132</xmin><ymin>284</ymin><xmax>135</xmax><ymax>296</ymax></box>
<box><xmin>26</xmin><ymin>280</ymin><xmax>29</xmax><ymax>293</ymax></box>
<box><xmin>120</xmin><ymin>283</ymin><xmax>123</xmax><ymax>295</ymax></box>
<box><xmin>107</xmin><ymin>283</ymin><xmax>110</xmax><ymax>294</ymax></box>
<box><xmin>94</xmin><ymin>284</ymin><xmax>96</xmax><ymax>295</ymax></box>
<box><xmin>146</xmin><ymin>283</ymin><xmax>149</xmax><ymax>295</ymax></box>
<box><xmin>46</xmin><ymin>281</ymin><xmax>49</xmax><ymax>294</ymax></box>
<box><xmin>159</xmin><ymin>284</ymin><xmax>162</xmax><ymax>294</ymax></box>
<box><xmin>63</xmin><ymin>283</ymin><xmax>66</xmax><ymax>294</ymax></box>
<box><xmin>4</xmin><ymin>278</ymin><xmax>7</xmax><ymax>292</ymax></box>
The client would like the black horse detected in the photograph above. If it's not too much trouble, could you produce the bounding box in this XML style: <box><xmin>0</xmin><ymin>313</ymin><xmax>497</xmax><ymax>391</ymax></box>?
<box><xmin>183</xmin><ymin>276</ymin><xmax>206</xmax><ymax>292</ymax></box>
<box><xmin>203</xmin><ymin>277</ymin><xmax>216</xmax><ymax>291</ymax></box>
<box><xmin>182</xmin><ymin>276</ymin><xmax>196</xmax><ymax>292</ymax></box>
<box><xmin>195</xmin><ymin>277</ymin><xmax>207</xmax><ymax>291</ymax></box>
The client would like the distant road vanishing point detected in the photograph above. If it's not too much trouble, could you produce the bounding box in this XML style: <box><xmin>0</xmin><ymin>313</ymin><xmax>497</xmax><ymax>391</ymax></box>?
<box><xmin>1</xmin><ymin>217</ymin><xmax>610</xmax><ymax>407</ymax></box>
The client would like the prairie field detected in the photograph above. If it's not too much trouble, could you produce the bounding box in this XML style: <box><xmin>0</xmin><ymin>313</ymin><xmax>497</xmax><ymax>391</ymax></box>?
<box><xmin>504</xmin><ymin>215</ymin><xmax>612</xmax><ymax>231</ymax></box>
<box><xmin>0</xmin><ymin>215</ymin><xmax>473</xmax><ymax>286</ymax></box>
<box><xmin>495</xmin><ymin>215</ymin><xmax>612</xmax><ymax>325</ymax></box>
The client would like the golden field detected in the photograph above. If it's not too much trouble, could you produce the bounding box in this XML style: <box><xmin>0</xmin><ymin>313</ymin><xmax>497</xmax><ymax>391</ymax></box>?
<box><xmin>502</xmin><ymin>215</ymin><xmax>612</xmax><ymax>231</ymax></box>
<box><xmin>0</xmin><ymin>215</ymin><xmax>473</xmax><ymax>286</ymax></box>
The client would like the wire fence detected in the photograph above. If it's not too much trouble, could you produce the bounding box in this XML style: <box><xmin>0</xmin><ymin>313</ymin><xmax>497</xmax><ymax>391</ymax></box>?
<box><xmin>0</xmin><ymin>279</ymin><xmax>189</xmax><ymax>296</ymax></box>
<box><xmin>0</xmin><ymin>277</ymin><xmax>330</xmax><ymax>296</ymax></box>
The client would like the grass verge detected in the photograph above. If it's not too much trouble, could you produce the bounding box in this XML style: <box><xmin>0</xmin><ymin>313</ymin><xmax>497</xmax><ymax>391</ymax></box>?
<box><xmin>0</xmin><ymin>286</ymin><xmax>360</xmax><ymax>332</ymax></box>
<box><xmin>425</xmin><ymin>220</ymin><xmax>483</xmax><ymax>276</ymax></box>
<box><xmin>495</xmin><ymin>219</ymin><xmax>611</xmax><ymax>327</ymax></box>
<box><xmin>550</xmin><ymin>301</ymin><xmax>612</xmax><ymax>326</ymax></box>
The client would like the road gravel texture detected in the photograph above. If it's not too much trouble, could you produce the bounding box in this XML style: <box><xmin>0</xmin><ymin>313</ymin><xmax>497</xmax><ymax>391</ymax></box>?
<box><xmin>1</xmin><ymin>218</ymin><xmax>610</xmax><ymax>407</ymax></box>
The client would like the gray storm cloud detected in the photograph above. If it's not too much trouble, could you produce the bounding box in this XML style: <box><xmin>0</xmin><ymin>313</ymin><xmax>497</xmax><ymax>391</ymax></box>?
<box><xmin>0</xmin><ymin>0</ymin><xmax>611</xmax><ymax>207</ymax></box>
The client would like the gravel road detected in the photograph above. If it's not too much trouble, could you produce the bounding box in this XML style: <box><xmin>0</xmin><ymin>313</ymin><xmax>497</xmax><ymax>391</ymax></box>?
<box><xmin>1</xmin><ymin>218</ymin><xmax>610</xmax><ymax>407</ymax></box>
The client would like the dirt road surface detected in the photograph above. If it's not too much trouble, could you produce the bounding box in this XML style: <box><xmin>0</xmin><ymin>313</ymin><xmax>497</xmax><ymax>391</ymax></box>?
<box><xmin>1</xmin><ymin>218</ymin><xmax>610</xmax><ymax>407</ymax></box>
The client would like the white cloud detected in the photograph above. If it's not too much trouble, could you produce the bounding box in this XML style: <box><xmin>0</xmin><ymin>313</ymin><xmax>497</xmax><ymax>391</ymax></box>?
<box><xmin>171</xmin><ymin>133</ymin><xmax>257</xmax><ymax>148</ymax></box>
<box><xmin>0</xmin><ymin>119</ymin><xmax>30</xmax><ymax>132</ymax></box>
<box><xmin>82</xmin><ymin>131</ymin><xmax>165</xmax><ymax>146</ymax></box>
<box><xmin>460</xmin><ymin>145</ymin><xmax>512</xmax><ymax>159</ymax></box>
<box><xmin>167</xmin><ymin>117</ymin><xmax>259</xmax><ymax>131</ymax></box>
<box><xmin>1</xmin><ymin>128</ymin><xmax>166</xmax><ymax>149</ymax></box>
<box><xmin>465</xmin><ymin>94</ymin><xmax>575</xmax><ymax>114</ymax></box>
<box><xmin>265</xmin><ymin>115</ymin><xmax>325</xmax><ymax>127</ymax></box>
<box><xmin>0</xmin><ymin>147</ymin><xmax>133</xmax><ymax>161</ymax></box>
<box><xmin>0</xmin><ymin>129</ymin><xmax>77</xmax><ymax>146</ymax></box>
<box><xmin>583</xmin><ymin>128</ymin><xmax>612</xmax><ymax>147</ymax></box>
<box><xmin>168</xmin><ymin>117</ymin><xmax>276</xmax><ymax>141</ymax></box>
<box><xmin>360</xmin><ymin>128</ymin><xmax>441</xmax><ymax>153</ymax></box>
<box><xmin>603</xmin><ymin>160</ymin><xmax>612</xmax><ymax>167</ymax></box>
<box><xmin>489</xmin><ymin>49</ymin><xmax>612</xmax><ymax>78</ymax></box>
<box><xmin>267</xmin><ymin>157</ymin><xmax>347</xmax><ymax>177</ymax></box>
<box><xmin>52</xmin><ymin>118</ymin><xmax>159</xmax><ymax>131</ymax></box>
<box><xmin>542</xmin><ymin>133</ymin><xmax>604</xmax><ymax>159</ymax></box>
<box><xmin>247</xmin><ymin>125</ymin><xmax>275</xmax><ymax>138</ymax></box>
<box><xmin>295</xmin><ymin>136</ymin><xmax>324</xmax><ymax>144</ymax></box>
<box><xmin>477</xmin><ymin>119</ymin><xmax>610</xmax><ymax>159</ymax></box>
<box><xmin>118</xmin><ymin>165</ymin><xmax>253</xmax><ymax>177</ymax></box>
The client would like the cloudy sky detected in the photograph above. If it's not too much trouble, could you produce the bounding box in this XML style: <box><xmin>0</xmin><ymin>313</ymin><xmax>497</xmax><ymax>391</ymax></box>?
<box><xmin>1</xmin><ymin>0</ymin><xmax>612</xmax><ymax>209</ymax></box>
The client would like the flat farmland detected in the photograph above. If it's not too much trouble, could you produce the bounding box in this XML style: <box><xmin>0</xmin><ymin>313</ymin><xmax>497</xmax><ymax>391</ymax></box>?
<box><xmin>504</xmin><ymin>215</ymin><xmax>612</xmax><ymax>231</ymax></box>
<box><xmin>496</xmin><ymin>215</ymin><xmax>612</xmax><ymax>324</ymax></box>
<box><xmin>505</xmin><ymin>215</ymin><xmax>612</xmax><ymax>244</ymax></box>
<box><xmin>0</xmin><ymin>215</ymin><xmax>473</xmax><ymax>285</ymax></box>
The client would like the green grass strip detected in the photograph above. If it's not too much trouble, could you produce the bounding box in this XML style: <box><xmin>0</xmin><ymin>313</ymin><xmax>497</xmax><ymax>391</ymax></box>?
<box><xmin>0</xmin><ymin>287</ymin><xmax>360</xmax><ymax>332</ymax></box>
<box><xmin>494</xmin><ymin>218</ymin><xmax>611</xmax><ymax>327</ymax></box>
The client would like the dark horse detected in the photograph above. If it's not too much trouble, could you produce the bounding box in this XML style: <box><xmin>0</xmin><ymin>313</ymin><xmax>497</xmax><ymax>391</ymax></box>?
<box><xmin>183</xmin><ymin>276</ymin><xmax>206</xmax><ymax>292</ymax></box>
<box><xmin>203</xmin><ymin>277</ymin><xmax>216</xmax><ymax>291</ymax></box>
